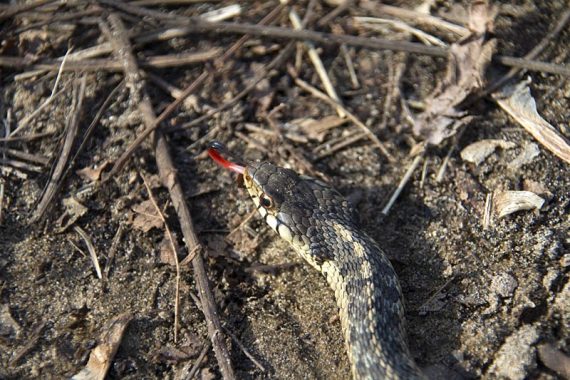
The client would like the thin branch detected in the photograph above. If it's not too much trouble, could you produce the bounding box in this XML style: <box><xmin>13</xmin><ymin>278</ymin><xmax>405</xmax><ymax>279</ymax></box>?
<box><xmin>141</xmin><ymin>173</ymin><xmax>181</xmax><ymax>343</ymax></box>
<box><xmin>0</xmin><ymin>158</ymin><xmax>43</xmax><ymax>172</ymax></box>
<box><xmin>159</xmin><ymin>20</ymin><xmax>570</xmax><ymax>76</ymax></box>
<box><xmin>292</xmin><ymin>72</ymin><xmax>395</xmax><ymax>162</ymax></box>
<box><xmin>74</xmin><ymin>226</ymin><xmax>103</xmax><ymax>280</ymax></box>
<box><xmin>102</xmin><ymin>13</ymin><xmax>235</xmax><ymax>379</ymax></box>
<box><xmin>1</xmin><ymin>148</ymin><xmax>49</xmax><ymax>165</ymax></box>
<box><xmin>93</xmin><ymin>1</ymin><xmax>570</xmax><ymax>76</ymax></box>
<box><xmin>8</xmin><ymin>322</ymin><xmax>47</xmax><ymax>366</ymax></box>
<box><xmin>360</xmin><ymin>1</ymin><xmax>469</xmax><ymax>37</ymax></box>
<box><xmin>0</xmin><ymin>0</ymin><xmax>55</xmax><ymax>22</ymax></box>
<box><xmin>289</xmin><ymin>8</ymin><xmax>345</xmax><ymax>117</ymax></box>
<box><xmin>381</xmin><ymin>153</ymin><xmax>424</xmax><ymax>215</ymax></box>
<box><xmin>102</xmin><ymin>4</ymin><xmax>289</xmax><ymax>181</ymax></box>
<box><xmin>0</xmin><ymin>131</ymin><xmax>55</xmax><ymax>142</ymax></box>
<box><xmin>0</xmin><ymin>50</ymin><xmax>221</xmax><ymax>72</ymax></box>
<box><xmin>103</xmin><ymin>224</ymin><xmax>124</xmax><ymax>281</ymax></box>
<box><xmin>29</xmin><ymin>76</ymin><xmax>86</xmax><ymax>224</ymax></box>
<box><xmin>487</xmin><ymin>9</ymin><xmax>570</xmax><ymax>93</ymax></box>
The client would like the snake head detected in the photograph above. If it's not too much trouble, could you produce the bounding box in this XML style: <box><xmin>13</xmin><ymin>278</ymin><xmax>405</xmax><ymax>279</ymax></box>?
<box><xmin>209</xmin><ymin>142</ymin><xmax>353</xmax><ymax>246</ymax></box>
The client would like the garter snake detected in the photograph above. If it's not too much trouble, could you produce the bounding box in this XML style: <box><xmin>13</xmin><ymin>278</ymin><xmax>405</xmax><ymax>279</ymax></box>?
<box><xmin>209</xmin><ymin>142</ymin><xmax>424</xmax><ymax>379</ymax></box>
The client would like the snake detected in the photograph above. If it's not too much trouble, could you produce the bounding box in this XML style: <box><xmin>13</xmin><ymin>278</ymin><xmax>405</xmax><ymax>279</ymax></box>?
<box><xmin>208</xmin><ymin>142</ymin><xmax>424</xmax><ymax>379</ymax></box>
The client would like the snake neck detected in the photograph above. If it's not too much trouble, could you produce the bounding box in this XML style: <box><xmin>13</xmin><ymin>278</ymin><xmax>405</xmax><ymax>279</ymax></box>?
<box><xmin>298</xmin><ymin>220</ymin><xmax>424</xmax><ymax>380</ymax></box>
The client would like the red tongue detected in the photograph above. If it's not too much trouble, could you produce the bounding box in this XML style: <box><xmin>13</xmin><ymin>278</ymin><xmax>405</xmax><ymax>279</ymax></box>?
<box><xmin>208</xmin><ymin>145</ymin><xmax>245</xmax><ymax>174</ymax></box>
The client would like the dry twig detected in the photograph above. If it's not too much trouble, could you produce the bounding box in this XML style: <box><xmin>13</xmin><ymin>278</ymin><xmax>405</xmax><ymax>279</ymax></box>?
<box><xmin>102</xmin><ymin>12</ymin><xmax>235</xmax><ymax>379</ymax></box>
<box><xmin>103</xmin><ymin>224</ymin><xmax>124</xmax><ymax>281</ymax></box>
<box><xmin>74</xmin><ymin>225</ymin><xmax>103</xmax><ymax>280</ymax></box>
<box><xmin>152</xmin><ymin>19</ymin><xmax>570</xmax><ymax>76</ymax></box>
<box><xmin>1</xmin><ymin>148</ymin><xmax>49</xmax><ymax>166</ymax></box>
<box><xmin>292</xmin><ymin>73</ymin><xmax>395</xmax><ymax>162</ymax></box>
<box><xmin>29</xmin><ymin>76</ymin><xmax>86</xmax><ymax>223</ymax></box>
<box><xmin>487</xmin><ymin>9</ymin><xmax>570</xmax><ymax>93</ymax></box>
<box><xmin>360</xmin><ymin>1</ymin><xmax>469</xmax><ymax>37</ymax></box>
<box><xmin>71</xmin><ymin>313</ymin><xmax>133</xmax><ymax>380</ymax></box>
<box><xmin>289</xmin><ymin>8</ymin><xmax>345</xmax><ymax>117</ymax></box>
<box><xmin>102</xmin><ymin>3</ymin><xmax>287</xmax><ymax>182</ymax></box>
<box><xmin>141</xmin><ymin>173</ymin><xmax>181</xmax><ymax>342</ymax></box>
<box><xmin>0</xmin><ymin>50</ymin><xmax>221</xmax><ymax>72</ymax></box>
<box><xmin>381</xmin><ymin>153</ymin><xmax>424</xmax><ymax>215</ymax></box>
<box><xmin>0</xmin><ymin>0</ymin><xmax>55</xmax><ymax>22</ymax></box>
<box><xmin>9</xmin><ymin>322</ymin><xmax>46</xmax><ymax>367</ymax></box>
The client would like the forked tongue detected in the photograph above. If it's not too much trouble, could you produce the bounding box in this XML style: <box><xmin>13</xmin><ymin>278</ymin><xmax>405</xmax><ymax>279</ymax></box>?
<box><xmin>208</xmin><ymin>141</ymin><xmax>245</xmax><ymax>174</ymax></box>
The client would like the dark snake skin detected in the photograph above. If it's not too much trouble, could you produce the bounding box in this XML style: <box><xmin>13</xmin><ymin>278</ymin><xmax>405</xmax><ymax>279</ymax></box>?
<box><xmin>240</xmin><ymin>161</ymin><xmax>424</xmax><ymax>379</ymax></box>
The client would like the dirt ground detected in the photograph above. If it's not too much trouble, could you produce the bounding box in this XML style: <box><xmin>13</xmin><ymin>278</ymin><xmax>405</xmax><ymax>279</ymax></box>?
<box><xmin>0</xmin><ymin>1</ymin><xmax>569</xmax><ymax>379</ymax></box>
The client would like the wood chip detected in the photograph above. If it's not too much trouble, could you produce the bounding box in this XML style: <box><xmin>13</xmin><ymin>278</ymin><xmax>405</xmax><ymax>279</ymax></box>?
<box><xmin>460</xmin><ymin>139</ymin><xmax>516</xmax><ymax>165</ymax></box>
<box><xmin>77</xmin><ymin>161</ymin><xmax>110</xmax><ymax>182</ymax></box>
<box><xmin>493</xmin><ymin>190</ymin><xmax>545</xmax><ymax>218</ymax></box>
<box><xmin>71</xmin><ymin>312</ymin><xmax>133</xmax><ymax>380</ymax></box>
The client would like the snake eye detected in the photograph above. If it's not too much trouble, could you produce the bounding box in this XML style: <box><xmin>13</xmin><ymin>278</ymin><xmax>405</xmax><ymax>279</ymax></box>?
<box><xmin>259</xmin><ymin>193</ymin><xmax>274</xmax><ymax>208</ymax></box>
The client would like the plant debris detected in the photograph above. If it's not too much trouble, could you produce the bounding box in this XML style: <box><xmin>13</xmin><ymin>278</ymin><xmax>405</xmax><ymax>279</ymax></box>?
<box><xmin>71</xmin><ymin>312</ymin><xmax>133</xmax><ymax>380</ymax></box>
<box><xmin>494</xmin><ymin>80</ymin><xmax>570</xmax><ymax>164</ymax></box>
<box><xmin>131</xmin><ymin>199</ymin><xmax>163</xmax><ymax>233</ymax></box>
<box><xmin>508</xmin><ymin>142</ymin><xmax>540</xmax><ymax>169</ymax></box>
<box><xmin>413</xmin><ymin>0</ymin><xmax>497</xmax><ymax>145</ymax></box>
<box><xmin>493</xmin><ymin>190</ymin><xmax>545</xmax><ymax>218</ymax></box>
<box><xmin>1</xmin><ymin>0</ymin><xmax>568</xmax><ymax>379</ymax></box>
<box><xmin>460</xmin><ymin>139</ymin><xmax>516</xmax><ymax>165</ymax></box>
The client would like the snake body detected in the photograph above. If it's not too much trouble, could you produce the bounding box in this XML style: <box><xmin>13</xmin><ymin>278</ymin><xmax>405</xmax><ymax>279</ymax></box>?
<box><xmin>209</xmin><ymin>145</ymin><xmax>423</xmax><ymax>379</ymax></box>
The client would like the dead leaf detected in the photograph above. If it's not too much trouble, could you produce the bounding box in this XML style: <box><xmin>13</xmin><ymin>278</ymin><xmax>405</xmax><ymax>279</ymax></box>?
<box><xmin>494</xmin><ymin>80</ymin><xmax>570</xmax><ymax>164</ymax></box>
<box><xmin>0</xmin><ymin>304</ymin><xmax>21</xmax><ymax>340</ymax></box>
<box><xmin>152</xmin><ymin>346</ymin><xmax>198</xmax><ymax>364</ymax></box>
<box><xmin>144</xmin><ymin>174</ymin><xmax>163</xmax><ymax>189</ymax></box>
<box><xmin>77</xmin><ymin>161</ymin><xmax>109</xmax><ymax>182</ymax></box>
<box><xmin>159</xmin><ymin>235</ymin><xmax>180</xmax><ymax>266</ymax></box>
<box><xmin>131</xmin><ymin>200</ymin><xmax>162</xmax><ymax>232</ymax></box>
<box><xmin>204</xmin><ymin>235</ymin><xmax>228</xmax><ymax>258</ymax></box>
<box><xmin>413</xmin><ymin>0</ymin><xmax>497</xmax><ymax>145</ymax></box>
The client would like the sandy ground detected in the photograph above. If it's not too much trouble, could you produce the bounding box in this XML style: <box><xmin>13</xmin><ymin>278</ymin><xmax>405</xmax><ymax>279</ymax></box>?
<box><xmin>0</xmin><ymin>1</ymin><xmax>568</xmax><ymax>379</ymax></box>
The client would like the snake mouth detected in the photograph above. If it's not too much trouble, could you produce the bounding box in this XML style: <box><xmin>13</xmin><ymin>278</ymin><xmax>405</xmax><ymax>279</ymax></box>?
<box><xmin>208</xmin><ymin>141</ymin><xmax>246</xmax><ymax>175</ymax></box>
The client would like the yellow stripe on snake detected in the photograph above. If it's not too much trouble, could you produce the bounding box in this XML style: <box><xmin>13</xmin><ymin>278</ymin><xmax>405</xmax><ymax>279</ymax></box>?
<box><xmin>209</xmin><ymin>143</ymin><xmax>424</xmax><ymax>379</ymax></box>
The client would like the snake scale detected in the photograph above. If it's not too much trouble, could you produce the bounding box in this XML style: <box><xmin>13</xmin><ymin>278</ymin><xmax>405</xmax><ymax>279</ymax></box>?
<box><xmin>209</xmin><ymin>142</ymin><xmax>424</xmax><ymax>379</ymax></box>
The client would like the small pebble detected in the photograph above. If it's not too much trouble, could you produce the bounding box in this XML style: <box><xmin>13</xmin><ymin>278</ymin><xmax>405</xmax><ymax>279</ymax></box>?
<box><xmin>488</xmin><ymin>325</ymin><xmax>539</xmax><ymax>379</ymax></box>
<box><xmin>491</xmin><ymin>273</ymin><xmax>518</xmax><ymax>298</ymax></box>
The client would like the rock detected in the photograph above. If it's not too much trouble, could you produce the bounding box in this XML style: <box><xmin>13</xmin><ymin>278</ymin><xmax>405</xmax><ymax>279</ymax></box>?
<box><xmin>491</xmin><ymin>273</ymin><xmax>517</xmax><ymax>298</ymax></box>
<box><xmin>487</xmin><ymin>324</ymin><xmax>539</xmax><ymax>379</ymax></box>
<box><xmin>460</xmin><ymin>139</ymin><xmax>516</xmax><ymax>165</ymax></box>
